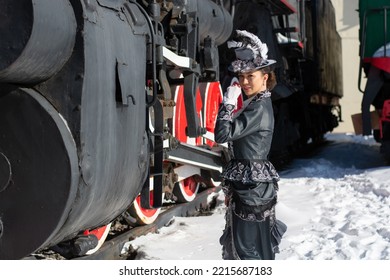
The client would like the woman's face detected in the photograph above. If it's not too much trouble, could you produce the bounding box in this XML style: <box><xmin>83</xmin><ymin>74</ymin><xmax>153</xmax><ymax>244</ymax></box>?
<box><xmin>238</xmin><ymin>70</ymin><xmax>268</xmax><ymax>97</ymax></box>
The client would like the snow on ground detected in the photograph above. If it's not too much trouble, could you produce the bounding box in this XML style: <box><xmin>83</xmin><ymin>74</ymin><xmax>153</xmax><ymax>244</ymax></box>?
<box><xmin>129</xmin><ymin>133</ymin><xmax>390</xmax><ymax>260</ymax></box>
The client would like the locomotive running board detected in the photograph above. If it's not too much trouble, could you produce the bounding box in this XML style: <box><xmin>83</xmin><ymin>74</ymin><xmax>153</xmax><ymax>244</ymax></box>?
<box><xmin>163</xmin><ymin>139</ymin><xmax>224</xmax><ymax>173</ymax></box>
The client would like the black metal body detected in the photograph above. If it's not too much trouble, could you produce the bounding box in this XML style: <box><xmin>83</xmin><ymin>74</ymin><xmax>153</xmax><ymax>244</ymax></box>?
<box><xmin>0</xmin><ymin>0</ymin><xmax>151</xmax><ymax>259</ymax></box>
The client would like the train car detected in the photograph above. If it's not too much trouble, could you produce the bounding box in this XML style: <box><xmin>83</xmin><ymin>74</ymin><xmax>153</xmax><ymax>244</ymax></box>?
<box><xmin>358</xmin><ymin>0</ymin><xmax>390</xmax><ymax>161</ymax></box>
<box><xmin>0</xmin><ymin>0</ymin><xmax>342</xmax><ymax>259</ymax></box>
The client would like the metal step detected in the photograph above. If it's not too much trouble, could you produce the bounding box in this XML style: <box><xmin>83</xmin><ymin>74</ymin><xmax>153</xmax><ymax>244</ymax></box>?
<box><xmin>163</xmin><ymin>139</ymin><xmax>224</xmax><ymax>173</ymax></box>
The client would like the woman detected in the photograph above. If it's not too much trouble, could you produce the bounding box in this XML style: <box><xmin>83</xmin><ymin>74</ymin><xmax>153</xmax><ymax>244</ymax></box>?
<box><xmin>215</xmin><ymin>30</ymin><xmax>287</xmax><ymax>260</ymax></box>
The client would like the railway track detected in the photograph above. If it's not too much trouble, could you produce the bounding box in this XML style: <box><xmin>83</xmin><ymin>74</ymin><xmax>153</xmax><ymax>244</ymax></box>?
<box><xmin>27</xmin><ymin>186</ymin><xmax>222</xmax><ymax>260</ymax></box>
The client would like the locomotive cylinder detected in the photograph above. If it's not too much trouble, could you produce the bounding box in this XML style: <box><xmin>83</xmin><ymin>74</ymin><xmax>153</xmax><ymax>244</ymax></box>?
<box><xmin>0</xmin><ymin>0</ymin><xmax>76</xmax><ymax>84</ymax></box>
<box><xmin>170</xmin><ymin>0</ymin><xmax>233</xmax><ymax>46</ymax></box>
<box><xmin>195</xmin><ymin>0</ymin><xmax>233</xmax><ymax>45</ymax></box>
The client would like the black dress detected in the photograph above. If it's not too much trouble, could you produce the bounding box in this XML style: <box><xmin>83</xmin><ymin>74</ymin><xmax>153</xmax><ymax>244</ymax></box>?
<box><xmin>215</xmin><ymin>90</ymin><xmax>287</xmax><ymax>260</ymax></box>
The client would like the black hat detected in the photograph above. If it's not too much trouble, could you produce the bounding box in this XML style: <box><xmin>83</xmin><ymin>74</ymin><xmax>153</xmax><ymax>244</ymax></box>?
<box><xmin>227</xmin><ymin>30</ymin><xmax>276</xmax><ymax>73</ymax></box>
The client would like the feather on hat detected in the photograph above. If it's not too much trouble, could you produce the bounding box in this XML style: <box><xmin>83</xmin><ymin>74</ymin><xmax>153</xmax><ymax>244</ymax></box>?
<box><xmin>227</xmin><ymin>30</ymin><xmax>276</xmax><ymax>73</ymax></box>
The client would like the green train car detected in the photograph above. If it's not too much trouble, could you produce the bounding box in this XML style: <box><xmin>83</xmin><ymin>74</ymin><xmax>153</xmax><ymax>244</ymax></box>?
<box><xmin>358</xmin><ymin>0</ymin><xmax>390</xmax><ymax>160</ymax></box>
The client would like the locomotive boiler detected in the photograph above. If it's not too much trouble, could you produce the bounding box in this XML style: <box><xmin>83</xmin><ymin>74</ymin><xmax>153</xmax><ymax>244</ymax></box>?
<box><xmin>0</xmin><ymin>0</ymin><xmax>342</xmax><ymax>259</ymax></box>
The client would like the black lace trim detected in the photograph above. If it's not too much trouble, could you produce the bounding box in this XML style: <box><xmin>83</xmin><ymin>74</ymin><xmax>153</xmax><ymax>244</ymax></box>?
<box><xmin>217</xmin><ymin>103</ymin><xmax>235</xmax><ymax>121</ymax></box>
<box><xmin>220</xmin><ymin>202</ymin><xmax>287</xmax><ymax>259</ymax></box>
<box><xmin>221</xmin><ymin>159</ymin><xmax>280</xmax><ymax>183</ymax></box>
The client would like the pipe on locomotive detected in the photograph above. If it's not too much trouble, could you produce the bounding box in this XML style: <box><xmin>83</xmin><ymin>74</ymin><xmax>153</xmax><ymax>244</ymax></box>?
<box><xmin>0</xmin><ymin>0</ymin><xmax>76</xmax><ymax>84</ymax></box>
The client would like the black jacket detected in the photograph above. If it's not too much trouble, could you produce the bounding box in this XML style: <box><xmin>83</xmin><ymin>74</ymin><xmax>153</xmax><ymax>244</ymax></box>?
<box><xmin>215</xmin><ymin>92</ymin><xmax>274</xmax><ymax>160</ymax></box>
<box><xmin>214</xmin><ymin>91</ymin><xmax>279</xmax><ymax>184</ymax></box>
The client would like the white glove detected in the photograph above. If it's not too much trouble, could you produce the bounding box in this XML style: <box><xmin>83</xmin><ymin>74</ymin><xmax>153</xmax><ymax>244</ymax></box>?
<box><xmin>223</xmin><ymin>84</ymin><xmax>241</xmax><ymax>107</ymax></box>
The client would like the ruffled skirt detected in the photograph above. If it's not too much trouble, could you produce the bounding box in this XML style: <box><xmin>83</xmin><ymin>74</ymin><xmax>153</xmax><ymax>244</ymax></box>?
<box><xmin>219</xmin><ymin>180</ymin><xmax>287</xmax><ymax>260</ymax></box>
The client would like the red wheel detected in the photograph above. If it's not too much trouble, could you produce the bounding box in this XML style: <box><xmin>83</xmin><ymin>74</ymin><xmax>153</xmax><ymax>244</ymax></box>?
<box><xmin>173</xmin><ymin>176</ymin><xmax>200</xmax><ymax>203</ymax></box>
<box><xmin>128</xmin><ymin>189</ymin><xmax>162</xmax><ymax>225</ymax></box>
<box><xmin>203</xmin><ymin>81</ymin><xmax>223</xmax><ymax>147</ymax></box>
<box><xmin>83</xmin><ymin>223</ymin><xmax>112</xmax><ymax>255</ymax></box>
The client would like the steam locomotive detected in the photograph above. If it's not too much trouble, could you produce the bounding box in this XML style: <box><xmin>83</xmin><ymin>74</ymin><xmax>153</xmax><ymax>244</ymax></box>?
<box><xmin>358</xmin><ymin>0</ymin><xmax>390</xmax><ymax>161</ymax></box>
<box><xmin>0</xmin><ymin>0</ymin><xmax>342</xmax><ymax>259</ymax></box>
